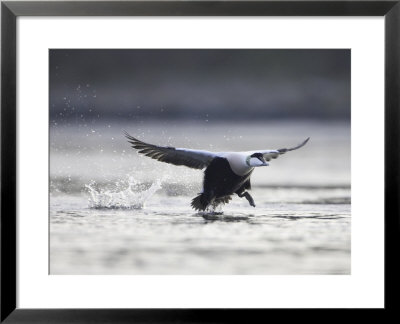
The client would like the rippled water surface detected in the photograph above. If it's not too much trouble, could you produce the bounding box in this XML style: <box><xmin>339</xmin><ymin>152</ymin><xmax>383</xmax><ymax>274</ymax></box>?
<box><xmin>50</xmin><ymin>121</ymin><xmax>351</xmax><ymax>274</ymax></box>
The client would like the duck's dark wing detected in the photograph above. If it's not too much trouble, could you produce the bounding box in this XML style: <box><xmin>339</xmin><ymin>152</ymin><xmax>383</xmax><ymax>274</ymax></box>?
<box><xmin>125</xmin><ymin>132</ymin><xmax>217</xmax><ymax>170</ymax></box>
<box><xmin>257</xmin><ymin>137</ymin><xmax>310</xmax><ymax>161</ymax></box>
<box><xmin>277</xmin><ymin>137</ymin><xmax>310</xmax><ymax>153</ymax></box>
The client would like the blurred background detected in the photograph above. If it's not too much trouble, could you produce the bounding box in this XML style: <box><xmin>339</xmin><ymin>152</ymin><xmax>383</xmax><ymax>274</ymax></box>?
<box><xmin>50</xmin><ymin>49</ymin><xmax>351</xmax><ymax>275</ymax></box>
<box><xmin>50</xmin><ymin>49</ymin><xmax>350</xmax><ymax>123</ymax></box>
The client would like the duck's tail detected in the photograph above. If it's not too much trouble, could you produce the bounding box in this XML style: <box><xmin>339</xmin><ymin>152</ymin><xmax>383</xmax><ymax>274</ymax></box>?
<box><xmin>191</xmin><ymin>194</ymin><xmax>232</xmax><ymax>211</ymax></box>
<box><xmin>191</xmin><ymin>194</ymin><xmax>208</xmax><ymax>211</ymax></box>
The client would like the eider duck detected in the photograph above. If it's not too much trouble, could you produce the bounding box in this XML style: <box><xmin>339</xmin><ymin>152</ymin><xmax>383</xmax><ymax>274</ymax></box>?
<box><xmin>125</xmin><ymin>132</ymin><xmax>309</xmax><ymax>211</ymax></box>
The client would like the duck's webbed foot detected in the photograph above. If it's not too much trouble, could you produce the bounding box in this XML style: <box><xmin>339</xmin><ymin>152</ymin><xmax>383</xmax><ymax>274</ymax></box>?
<box><xmin>237</xmin><ymin>191</ymin><xmax>256</xmax><ymax>207</ymax></box>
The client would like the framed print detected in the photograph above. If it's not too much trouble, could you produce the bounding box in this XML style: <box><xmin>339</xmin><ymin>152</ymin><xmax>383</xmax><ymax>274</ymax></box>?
<box><xmin>1</xmin><ymin>0</ymin><xmax>399</xmax><ymax>322</ymax></box>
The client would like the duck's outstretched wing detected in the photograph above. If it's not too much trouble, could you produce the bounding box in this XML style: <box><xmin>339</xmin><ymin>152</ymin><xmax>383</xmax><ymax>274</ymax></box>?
<box><xmin>257</xmin><ymin>137</ymin><xmax>310</xmax><ymax>161</ymax></box>
<box><xmin>125</xmin><ymin>132</ymin><xmax>217</xmax><ymax>170</ymax></box>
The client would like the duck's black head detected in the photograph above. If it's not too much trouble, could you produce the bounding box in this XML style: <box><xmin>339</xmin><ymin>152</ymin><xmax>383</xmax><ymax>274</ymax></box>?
<box><xmin>251</xmin><ymin>152</ymin><xmax>266</xmax><ymax>162</ymax></box>
<box><xmin>247</xmin><ymin>152</ymin><xmax>268</xmax><ymax>167</ymax></box>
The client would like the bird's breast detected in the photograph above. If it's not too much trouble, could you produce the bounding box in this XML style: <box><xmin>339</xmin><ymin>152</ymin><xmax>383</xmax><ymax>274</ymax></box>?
<box><xmin>224</xmin><ymin>153</ymin><xmax>254</xmax><ymax>176</ymax></box>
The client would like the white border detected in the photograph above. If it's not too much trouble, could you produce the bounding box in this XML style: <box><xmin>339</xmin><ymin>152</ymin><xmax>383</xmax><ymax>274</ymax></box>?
<box><xmin>18</xmin><ymin>17</ymin><xmax>384</xmax><ymax>308</ymax></box>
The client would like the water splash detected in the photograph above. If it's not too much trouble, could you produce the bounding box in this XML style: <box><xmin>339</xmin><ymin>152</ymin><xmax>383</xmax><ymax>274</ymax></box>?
<box><xmin>205</xmin><ymin>203</ymin><xmax>224</xmax><ymax>215</ymax></box>
<box><xmin>85</xmin><ymin>176</ymin><xmax>161</xmax><ymax>209</ymax></box>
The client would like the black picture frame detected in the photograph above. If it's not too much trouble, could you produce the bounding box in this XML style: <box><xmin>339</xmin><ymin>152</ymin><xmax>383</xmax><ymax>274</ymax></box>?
<box><xmin>1</xmin><ymin>0</ymin><xmax>399</xmax><ymax>322</ymax></box>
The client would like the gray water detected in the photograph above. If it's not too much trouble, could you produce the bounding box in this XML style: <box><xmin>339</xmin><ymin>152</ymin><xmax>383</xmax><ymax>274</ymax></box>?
<box><xmin>50</xmin><ymin>121</ymin><xmax>350</xmax><ymax>275</ymax></box>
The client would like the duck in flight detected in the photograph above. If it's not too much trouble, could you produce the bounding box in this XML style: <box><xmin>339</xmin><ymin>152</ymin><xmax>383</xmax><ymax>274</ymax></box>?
<box><xmin>125</xmin><ymin>132</ymin><xmax>309</xmax><ymax>211</ymax></box>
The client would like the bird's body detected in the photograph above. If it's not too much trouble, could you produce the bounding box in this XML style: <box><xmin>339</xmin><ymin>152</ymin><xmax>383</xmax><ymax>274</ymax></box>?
<box><xmin>125</xmin><ymin>132</ymin><xmax>309</xmax><ymax>211</ymax></box>
<box><xmin>191</xmin><ymin>157</ymin><xmax>254</xmax><ymax>211</ymax></box>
